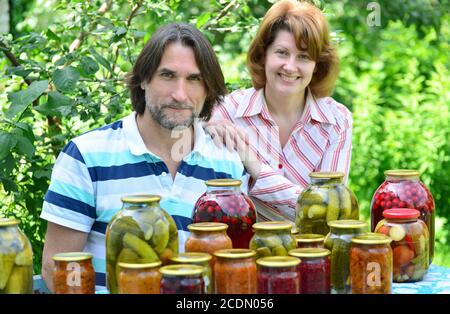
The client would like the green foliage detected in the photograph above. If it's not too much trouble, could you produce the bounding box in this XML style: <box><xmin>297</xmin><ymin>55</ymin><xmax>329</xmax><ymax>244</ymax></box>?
<box><xmin>1</xmin><ymin>0</ymin><xmax>449</xmax><ymax>275</ymax></box>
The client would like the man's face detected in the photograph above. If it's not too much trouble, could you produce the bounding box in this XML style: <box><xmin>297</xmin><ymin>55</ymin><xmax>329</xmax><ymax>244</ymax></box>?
<box><xmin>141</xmin><ymin>42</ymin><xmax>207</xmax><ymax>130</ymax></box>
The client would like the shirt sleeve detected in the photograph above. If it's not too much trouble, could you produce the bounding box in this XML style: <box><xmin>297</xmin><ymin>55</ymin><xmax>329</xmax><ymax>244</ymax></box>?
<box><xmin>40</xmin><ymin>141</ymin><xmax>96</xmax><ymax>233</ymax></box>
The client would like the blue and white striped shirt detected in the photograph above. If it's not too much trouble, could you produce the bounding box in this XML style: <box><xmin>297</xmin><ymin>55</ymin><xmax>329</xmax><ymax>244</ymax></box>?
<box><xmin>41</xmin><ymin>112</ymin><xmax>249</xmax><ymax>287</ymax></box>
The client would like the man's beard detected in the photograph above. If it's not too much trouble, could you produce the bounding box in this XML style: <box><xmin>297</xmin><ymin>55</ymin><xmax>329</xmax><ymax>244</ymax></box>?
<box><xmin>147</xmin><ymin>101</ymin><xmax>196</xmax><ymax>130</ymax></box>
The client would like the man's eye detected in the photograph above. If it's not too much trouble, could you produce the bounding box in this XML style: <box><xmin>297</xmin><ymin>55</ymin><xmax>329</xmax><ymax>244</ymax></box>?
<box><xmin>161</xmin><ymin>72</ymin><xmax>174</xmax><ymax>78</ymax></box>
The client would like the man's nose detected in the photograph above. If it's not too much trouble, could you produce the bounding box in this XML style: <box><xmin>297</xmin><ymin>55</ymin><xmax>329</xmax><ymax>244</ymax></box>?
<box><xmin>171</xmin><ymin>79</ymin><xmax>189</xmax><ymax>103</ymax></box>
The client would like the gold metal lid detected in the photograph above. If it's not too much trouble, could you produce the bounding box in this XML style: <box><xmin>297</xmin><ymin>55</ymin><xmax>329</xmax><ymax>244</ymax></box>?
<box><xmin>187</xmin><ymin>222</ymin><xmax>228</xmax><ymax>232</ymax></box>
<box><xmin>384</xmin><ymin>169</ymin><xmax>420</xmax><ymax>177</ymax></box>
<box><xmin>295</xmin><ymin>233</ymin><xmax>325</xmax><ymax>243</ymax></box>
<box><xmin>351</xmin><ymin>233</ymin><xmax>392</xmax><ymax>245</ymax></box>
<box><xmin>309</xmin><ymin>172</ymin><xmax>345</xmax><ymax>179</ymax></box>
<box><xmin>256</xmin><ymin>256</ymin><xmax>301</xmax><ymax>267</ymax></box>
<box><xmin>118</xmin><ymin>261</ymin><xmax>162</xmax><ymax>269</ymax></box>
<box><xmin>52</xmin><ymin>252</ymin><xmax>93</xmax><ymax>262</ymax></box>
<box><xmin>289</xmin><ymin>248</ymin><xmax>331</xmax><ymax>258</ymax></box>
<box><xmin>0</xmin><ymin>218</ymin><xmax>19</xmax><ymax>227</ymax></box>
<box><xmin>159</xmin><ymin>264</ymin><xmax>204</xmax><ymax>276</ymax></box>
<box><xmin>213</xmin><ymin>249</ymin><xmax>256</xmax><ymax>259</ymax></box>
<box><xmin>327</xmin><ymin>219</ymin><xmax>368</xmax><ymax>229</ymax></box>
<box><xmin>205</xmin><ymin>179</ymin><xmax>242</xmax><ymax>187</ymax></box>
<box><xmin>170</xmin><ymin>252</ymin><xmax>212</xmax><ymax>264</ymax></box>
<box><xmin>252</xmin><ymin>221</ymin><xmax>293</xmax><ymax>231</ymax></box>
<box><xmin>120</xmin><ymin>194</ymin><xmax>161</xmax><ymax>203</ymax></box>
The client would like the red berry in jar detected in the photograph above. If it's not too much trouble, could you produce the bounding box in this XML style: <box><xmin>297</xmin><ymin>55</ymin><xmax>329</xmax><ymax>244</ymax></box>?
<box><xmin>256</xmin><ymin>256</ymin><xmax>301</xmax><ymax>294</ymax></box>
<box><xmin>192</xmin><ymin>179</ymin><xmax>257</xmax><ymax>248</ymax></box>
<box><xmin>370</xmin><ymin>170</ymin><xmax>435</xmax><ymax>263</ymax></box>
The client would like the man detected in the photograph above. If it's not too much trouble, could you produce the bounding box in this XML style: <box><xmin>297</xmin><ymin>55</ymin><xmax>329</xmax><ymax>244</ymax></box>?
<box><xmin>40</xmin><ymin>23</ymin><xmax>257</xmax><ymax>291</ymax></box>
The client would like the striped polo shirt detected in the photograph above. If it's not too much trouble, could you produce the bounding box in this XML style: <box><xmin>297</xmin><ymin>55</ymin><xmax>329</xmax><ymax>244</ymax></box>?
<box><xmin>41</xmin><ymin>112</ymin><xmax>248</xmax><ymax>287</ymax></box>
<box><xmin>211</xmin><ymin>87</ymin><xmax>353</xmax><ymax>222</ymax></box>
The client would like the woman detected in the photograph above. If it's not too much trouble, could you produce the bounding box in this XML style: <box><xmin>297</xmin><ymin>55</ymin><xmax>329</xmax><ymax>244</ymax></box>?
<box><xmin>206</xmin><ymin>0</ymin><xmax>352</xmax><ymax>222</ymax></box>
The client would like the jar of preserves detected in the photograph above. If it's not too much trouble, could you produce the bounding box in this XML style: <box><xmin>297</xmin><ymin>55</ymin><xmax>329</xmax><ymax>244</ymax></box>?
<box><xmin>295</xmin><ymin>234</ymin><xmax>325</xmax><ymax>248</ymax></box>
<box><xmin>0</xmin><ymin>218</ymin><xmax>33</xmax><ymax>294</ymax></box>
<box><xmin>249</xmin><ymin>221</ymin><xmax>296</xmax><ymax>259</ymax></box>
<box><xmin>52</xmin><ymin>252</ymin><xmax>95</xmax><ymax>294</ymax></box>
<box><xmin>159</xmin><ymin>264</ymin><xmax>205</xmax><ymax>294</ymax></box>
<box><xmin>170</xmin><ymin>252</ymin><xmax>213</xmax><ymax>294</ymax></box>
<box><xmin>324</xmin><ymin>220</ymin><xmax>367</xmax><ymax>294</ymax></box>
<box><xmin>295</xmin><ymin>172</ymin><xmax>359</xmax><ymax>236</ymax></box>
<box><xmin>256</xmin><ymin>256</ymin><xmax>301</xmax><ymax>294</ymax></box>
<box><xmin>289</xmin><ymin>248</ymin><xmax>331</xmax><ymax>294</ymax></box>
<box><xmin>214</xmin><ymin>249</ymin><xmax>257</xmax><ymax>294</ymax></box>
<box><xmin>350</xmin><ymin>233</ymin><xmax>393</xmax><ymax>294</ymax></box>
<box><xmin>375</xmin><ymin>208</ymin><xmax>429</xmax><ymax>282</ymax></box>
<box><xmin>105</xmin><ymin>195</ymin><xmax>178</xmax><ymax>294</ymax></box>
<box><xmin>117</xmin><ymin>261</ymin><xmax>161</xmax><ymax>294</ymax></box>
<box><xmin>370</xmin><ymin>169</ymin><xmax>435</xmax><ymax>263</ymax></box>
<box><xmin>192</xmin><ymin>179</ymin><xmax>257</xmax><ymax>248</ymax></box>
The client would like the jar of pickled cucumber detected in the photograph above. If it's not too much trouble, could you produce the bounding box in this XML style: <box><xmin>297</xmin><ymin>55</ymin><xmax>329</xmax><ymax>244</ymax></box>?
<box><xmin>118</xmin><ymin>261</ymin><xmax>161</xmax><ymax>294</ymax></box>
<box><xmin>52</xmin><ymin>252</ymin><xmax>95</xmax><ymax>294</ymax></box>
<box><xmin>170</xmin><ymin>252</ymin><xmax>213</xmax><ymax>294</ymax></box>
<box><xmin>324</xmin><ymin>220</ymin><xmax>367</xmax><ymax>294</ymax></box>
<box><xmin>375</xmin><ymin>208</ymin><xmax>429</xmax><ymax>282</ymax></box>
<box><xmin>0</xmin><ymin>218</ymin><xmax>33</xmax><ymax>294</ymax></box>
<box><xmin>295</xmin><ymin>172</ymin><xmax>359</xmax><ymax>236</ymax></box>
<box><xmin>350</xmin><ymin>233</ymin><xmax>393</xmax><ymax>294</ymax></box>
<box><xmin>289</xmin><ymin>248</ymin><xmax>331</xmax><ymax>294</ymax></box>
<box><xmin>105</xmin><ymin>195</ymin><xmax>178</xmax><ymax>294</ymax></box>
<box><xmin>192</xmin><ymin>179</ymin><xmax>257</xmax><ymax>248</ymax></box>
<box><xmin>214</xmin><ymin>249</ymin><xmax>257</xmax><ymax>294</ymax></box>
<box><xmin>295</xmin><ymin>234</ymin><xmax>325</xmax><ymax>248</ymax></box>
<box><xmin>370</xmin><ymin>170</ymin><xmax>435</xmax><ymax>263</ymax></box>
<box><xmin>256</xmin><ymin>256</ymin><xmax>301</xmax><ymax>294</ymax></box>
<box><xmin>249</xmin><ymin>221</ymin><xmax>296</xmax><ymax>259</ymax></box>
<box><xmin>160</xmin><ymin>264</ymin><xmax>205</xmax><ymax>294</ymax></box>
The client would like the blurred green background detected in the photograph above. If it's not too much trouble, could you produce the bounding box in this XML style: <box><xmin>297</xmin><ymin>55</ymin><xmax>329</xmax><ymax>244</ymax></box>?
<box><xmin>1</xmin><ymin>0</ymin><xmax>449</xmax><ymax>274</ymax></box>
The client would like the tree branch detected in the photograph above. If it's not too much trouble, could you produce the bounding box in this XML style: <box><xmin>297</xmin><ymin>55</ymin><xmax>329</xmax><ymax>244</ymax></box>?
<box><xmin>203</xmin><ymin>0</ymin><xmax>239</xmax><ymax>30</ymax></box>
<box><xmin>0</xmin><ymin>41</ymin><xmax>33</xmax><ymax>85</ymax></box>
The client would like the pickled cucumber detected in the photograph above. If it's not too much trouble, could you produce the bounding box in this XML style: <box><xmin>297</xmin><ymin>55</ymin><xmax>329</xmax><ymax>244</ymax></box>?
<box><xmin>337</xmin><ymin>186</ymin><xmax>352</xmax><ymax>219</ymax></box>
<box><xmin>261</xmin><ymin>235</ymin><xmax>283</xmax><ymax>248</ymax></box>
<box><xmin>312</xmin><ymin>219</ymin><xmax>328</xmax><ymax>235</ymax></box>
<box><xmin>110</xmin><ymin>216</ymin><xmax>144</xmax><ymax>239</ymax></box>
<box><xmin>122</xmin><ymin>233</ymin><xmax>159</xmax><ymax>261</ymax></box>
<box><xmin>300</xmin><ymin>191</ymin><xmax>328</xmax><ymax>205</ymax></box>
<box><xmin>256</xmin><ymin>247</ymin><xmax>272</xmax><ymax>257</ymax></box>
<box><xmin>299</xmin><ymin>218</ymin><xmax>313</xmax><ymax>234</ymax></box>
<box><xmin>308</xmin><ymin>205</ymin><xmax>327</xmax><ymax>219</ymax></box>
<box><xmin>272</xmin><ymin>245</ymin><xmax>288</xmax><ymax>256</ymax></box>
<box><xmin>117</xmin><ymin>248</ymin><xmax>139</xmax><ymax>263</ymax></box>
<box><xmin>2</xmin><ymin>266</ymin><xmax>33</xmax><ymax>294</ymax></box>
<box><xmin>144</xmin><ymin>225</ymin><xmax>154</xmax><ymax>241</ymax></box>
<box><xmin>331</xmin><ymin>239</ymin><xmax>351</xmax><ymax>292</ymax></box>
<box><xmin>326</xmin><ymin>189</ymin><xmax>340</xmax><ymax>222</ymax></box>
<box><xmin>152</xmin><ymin>219</ymin><xmax>169</xmax><ymax>254</ymax></box>
<box><xmin>139</xmin><ymin>210</ymin><xmax>161</xmax><ymax>225</ymax></box>
<box><xmin>0</xmin><ymin>253</ymin><xmax>16</xmax><ymax>289</ymax></box>
<box><xmin>14</xmin><ymin>245</ymin><xmax>33</xmax><ymax>266</ymax></box>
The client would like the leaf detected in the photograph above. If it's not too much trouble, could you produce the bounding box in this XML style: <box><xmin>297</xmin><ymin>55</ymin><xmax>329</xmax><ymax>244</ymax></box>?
<box><xmin>79</xmin><ymin>56</ymin><xmax>99</xmax><ymax>76</ymax></box>
<box><xmin>196</xmin><ymin>13</ymin><xmax>211</xmax><ymax>29</ymax></box>
<box><xmin>14</xmin><ymin>135</ymin><xmax>35</xmax><ymax>158</ymax></box>
<box><xmin>6</xmin><ymin>80</ymin><xmax>48</xmax><ymax>119</ymax></box>
<box><xmin>35</xmin><ymin>91</ymin><xmax>73</xmax><ymax>117</ymax></box>
<box><xmin>0</xmin><ymin>132</ymin><xmax>16</xmax><ymax>160</ymax></box>
<box><xmin>0</xmin><ymin>177</ymin><xmax>18</xmax><ymax>193</ymax></box>
<box><xmin>0</xmin><ymin>154</ymin><xmax>15</xmax><ymax>177</ymax></box>
<box><xmin>46</xmin><ymin>29</ymin><xmax>61</xmax><ymax>42</ymax></box>
<box><xmin>34</xmin><ymin>169</ymin><xmax>51</xmax><ymax>179</ymax></box>
<box><xmin>89</xmin><ymin>48</ymin><xmax>113</xmax><ymax>74</ymax></box>
<box><xmin>53</xmin><ymin>67</ymin><xmax>80</xmax><ymax>93</ymax></box>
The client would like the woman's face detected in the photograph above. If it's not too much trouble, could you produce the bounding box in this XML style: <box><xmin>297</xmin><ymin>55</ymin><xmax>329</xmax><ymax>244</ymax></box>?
<box><xmin>264</xmin><ymin>30</ymin><xmax>316</xmax><ymax>98</ymax></box>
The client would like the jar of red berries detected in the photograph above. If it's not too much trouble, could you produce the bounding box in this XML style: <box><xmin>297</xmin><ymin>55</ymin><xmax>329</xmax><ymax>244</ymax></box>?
<box><xmin>256</xmin><ymin>256</ymin><xmax>301</xmax><ymax>294</ymax></box>
<box><xmin>192</xmin><ymin>179</ymin><xmax>257</xmax><ymax>248</ymax></box>
<box><xmin>370</xmin><ymin>170</ymin><xmax>435</xmax><ymax>263</ymax></box>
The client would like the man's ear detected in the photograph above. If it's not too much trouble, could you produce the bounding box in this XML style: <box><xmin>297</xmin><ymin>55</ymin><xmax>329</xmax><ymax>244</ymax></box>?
<box><xmin>140</xmin><ymin>82</ymin><xmax>145</xmax><ymax>90</ymax></box>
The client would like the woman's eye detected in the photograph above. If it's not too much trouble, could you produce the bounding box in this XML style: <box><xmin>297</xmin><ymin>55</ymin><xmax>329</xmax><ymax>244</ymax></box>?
<box><xmin>276</xmin><ymin>50</ymin><xmax>288</xmax><ymax>56</ymax></box>
<box><xmin>299</xmin><ymin>54</ymin><xmax>310</xmax><ymax>60</ymax></box>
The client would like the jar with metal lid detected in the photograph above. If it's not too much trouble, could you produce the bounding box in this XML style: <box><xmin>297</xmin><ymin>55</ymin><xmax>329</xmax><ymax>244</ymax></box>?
<box><xmin>159</xmin><ymin>264</ymin><xmax>205</xmax><ymax>294</ymax></box>
<box><xmin>256</xmin><ymin>256</ymin><xmax>301</xmax><ymax>294</ymax></box>
<box><xmin>117</xmin><ymin>261</ymin><xmax>161</xmax><ymax>294</ymax></box>
<box><xmin>170</xmin><ymin>252</ymin><xmax>213</xmax><ymax>294</ymax></box>
<box><xmin>0</xmin><ymin>218</ymin><xmax>33</xmax><ymax>294</ymax></box>
<box><xmin>295</xmin><ymin>172</ymin><xmax>359</xmax><ymax>236</ymax></box>
<box><xmin>324</xmin><ymin>219</ymin><xmax>367</xmax><ymax>294</ymax></box>
<box><xmin>249</xmin><ymin>221</ymin><xmax>296</xmax><ymax>259</ymax></box>
<box><xmin>105</xmin><ymin>194</ymin><xmax>178</xmax><ymax>294</ymax></box>
<box><xmin>289</xmin><ymin>248</ymin><xmax>331</xmax><ymax>294</ymax></box>
<box><xmin>213</xmin><ymin>249</ymin><xmax>257</xmax><ymax>294</ymax></box>
<box><xmin>295</xmin><ymin>234</ymin><xmax>325</xmax><ymax>248</ymax></box>
<box><xmin>370</xmin><ymin>169</ymin><xmax>435</xmax><ymax>263</ymax></box>
<box><xmin>52</xmin><ymin>252</ymin><xmax>95</xmax><ymax>294</ymax></box>
<box><xmin>192</xmin><ymin>179</ymin><xmax>257</xmax><ymax>248</ymax></box>
<box><xmin>350</xmin><ymin>233</ymin><xmax>393</xmax><ymax>294</ymax></box>
<box><xmin>375</xmin><ymin>208</ymin><xmax>429</xmax><ymax>282</ymax></box>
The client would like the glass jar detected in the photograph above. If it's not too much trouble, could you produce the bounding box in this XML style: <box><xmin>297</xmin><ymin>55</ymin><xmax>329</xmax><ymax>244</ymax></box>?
<box><xmin>192</xmin><ymin>179</ymin><xmax>257</xmax><ymax>248</ymax></box>
<box><xmin>0</xmin><ymin>218</ymin><xmax>33</xmax><ymax>294</ymax></box>
<box><xmin>105</xmin><ymin>195</ymin><xmax>178</xmax><ymax>294</ymax></box>
<box><xmin>117</xmin><ymin>261</ymin><xmax>161</xmax><ymax>294</ymax></box>
<box><xmin>249</xmin><ymin>221</ymin><xmax>296</xmax><ymax>259</ymax></box>
<box><xmin>214</xmin><ymin>249</ymin><xmax>257</xmax><ymax>294</ymax></box>
<box><xmin>375</xmin><ymin>208</ymin><xmax>429</xmax><ymax>282</ymax></box>
<box><xmin>170</xmin><ymin>252</ymin><xmax>213</xmax><ymax>294</ymax></box>
<box><xmin>256</xmin><ymin>256</ymin><xmax>301</xmax><ymax>294</ymax></box>
<box><xmin>295</xmin><ymin>172</ymin><xmax>359</xmax><ymax>236</ymax></box>
<box><xmin>350</xmin><ymin>233</ymin><xmax>393</xmax><ymax>294</ymax></box>
<box><xmin>370</xmin><ymin>169</ymin><xmax>435</xmax><ymax>263</ymax></box>
<box><xmin>324</xmin><ymin>219</ymin><xmax>367</xmax><ymax>294</ymax></box>
<box><xmin>52</xmin><ymin>252</ymin><xmax>95</xmax><ymax>294</ymax></box>
<box><xmin>295</xmin><ymin>234</ymin><xmax>325</xmax><ymax>248</ymax></box>
<box><xmin>159</xmin><ymin>264</ymin><xmax>204</xmax><ymax>294</ymax></box>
